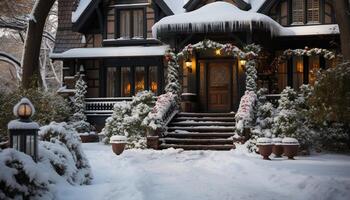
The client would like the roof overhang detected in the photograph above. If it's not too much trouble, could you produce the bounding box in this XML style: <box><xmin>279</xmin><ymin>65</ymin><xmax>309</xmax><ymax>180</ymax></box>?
<box><xmin>50</xmin><ymin>45</ymin><xmax>170</xmax><ymax>59</ymax></box>
<box><xmin>72</xmin><ymin>0</ymin><xmax>102</xmax><ymax>32</ymax></box>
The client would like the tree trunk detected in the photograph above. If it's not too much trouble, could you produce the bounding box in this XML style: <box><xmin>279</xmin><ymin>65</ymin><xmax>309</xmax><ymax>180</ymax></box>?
<box><xmin>334</xmin><ymin>0</ymin><xmax>350</xmax><ymax>61</ymax></box>
<box><xmin>21</xmin><ymin>0</ymin><xmax>55</xmax><ymax>88</ymax></box>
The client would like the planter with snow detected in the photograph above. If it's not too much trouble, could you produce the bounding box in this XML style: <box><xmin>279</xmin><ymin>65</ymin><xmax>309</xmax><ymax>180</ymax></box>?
<box><xmin>272</xmin><ymin>138</ymin><xmax>283</xmax><ymax>157</ymax></box>
<box><xmin>282</xmin><ymin>137</ymin><xmax>299</xmax><ymax>160</ymax></box>
<box><xmin>79</xmin><ymin>132</ymin><xmax>98</xmax><ymax>143</ymax></box>
<box><xmin>110</xmin><ymin>135</ymin><xmax>127</xmax><ymax>155</ymax></box>
<box><xmin>257</xmin><ymin>138</ymin><xmax>273</xmax><ymax>160</ymax></box>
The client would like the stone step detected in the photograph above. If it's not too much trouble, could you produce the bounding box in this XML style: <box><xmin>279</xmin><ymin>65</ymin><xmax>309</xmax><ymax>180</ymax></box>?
<box><xmin>169</xmin><ymin>122</ymin><xmax>236</xmax><ymax>127</ymax></box>
<box><xmin>172</xmin><ymin>117</ymin><xmax>235</xmax><ymax>122</ymax></box>
<box><xmin>177</xmin><ymin>112</ymin><xmax>235</xmax><ymax>117</ymax></box>
<box><xmin>161</xmin><ymin>138</ymin><xmax>233</xmax><ymax>145</ymax></box>
<box><xmin>160</xmin><ymin>144</ymin><xmax>235</xmax><ymax>151</ymax></box>
<box><xmin>165</xmin><ymin>132</ymin><xmax>235</xmax><ymax>138</ymax></box>
<box><xmin>167</xmin><ymin>126</ymin><xmax>235</xmax><ymax>132</ymax></box>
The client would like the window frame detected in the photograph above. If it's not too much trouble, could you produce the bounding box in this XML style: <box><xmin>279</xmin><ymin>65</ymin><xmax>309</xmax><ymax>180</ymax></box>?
<box><xmin>115</xmin><ymin>6</ymin><xmax>147</xmax><ymax>40</ymax></box>
<box><xmin>289</xmin><ymin>0</ymin><xmax>324</xmax><ymax>26</ymax></box>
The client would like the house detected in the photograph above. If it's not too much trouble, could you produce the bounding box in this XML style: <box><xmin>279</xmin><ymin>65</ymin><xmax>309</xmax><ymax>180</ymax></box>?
<box><xmin>51</xmin><ymin>0</ymin><xmax>340</xmax><ymax>130</ymax></box>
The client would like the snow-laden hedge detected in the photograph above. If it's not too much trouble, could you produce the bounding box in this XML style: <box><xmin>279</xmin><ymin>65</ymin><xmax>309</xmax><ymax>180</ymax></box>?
<box><xmin>235</xmin><ymin>91</ymin><xmax>257</xmax><ymax>135</ymax></box>
<box><xmin>0</xmin><ymin>149</ymin><xmax>54</xmax><ymax>200</ymax></box>
<box><xmin>39</xmin><ymin>122</ymin><xmax>92</xmax><ymax>185</ymax></box>
<box><xmin>143</xmin><ymin>92</ymin><xmax>177</xmax><ymax>131</ymax></box>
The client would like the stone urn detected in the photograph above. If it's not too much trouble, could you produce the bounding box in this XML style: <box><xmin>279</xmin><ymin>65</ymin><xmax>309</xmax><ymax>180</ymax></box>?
<box><xmin>272</xmin><ymin>138</ymin><xmax>283</xmax><ymax>157</ymax></box>
<box><xmin>257</xmin><ymin>138</ymin><xmax>273</xmax><ymax>160</ymax></box>
<box><xmin>282</xmin><ymin>137</ymin><xmax>299</xmax><ymax>160</ymax></box>
<box><xmin>110</xmin><ymin>135</ymin><xmax>127</xmax><ymax>155</ymax></box>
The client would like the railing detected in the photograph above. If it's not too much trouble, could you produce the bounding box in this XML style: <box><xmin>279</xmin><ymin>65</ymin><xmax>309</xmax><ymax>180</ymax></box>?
<box><xmin>85</xmin><ymin>97</ymin><xmax>132</xmax><ymax>116</ymax></box>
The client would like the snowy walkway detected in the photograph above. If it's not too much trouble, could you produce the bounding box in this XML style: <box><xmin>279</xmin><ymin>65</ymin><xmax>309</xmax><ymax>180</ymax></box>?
<box><xmin>56</xmin><ymin>143</ymin><xmax>350</xmax><ymax>200</ymax></box>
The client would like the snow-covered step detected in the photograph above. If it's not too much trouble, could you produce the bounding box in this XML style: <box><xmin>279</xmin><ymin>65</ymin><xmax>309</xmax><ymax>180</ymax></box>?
<box><xmin>165</xmin><ymin>132</ymin><xmax>235</xmax><ymax>138</ymax></box>
<box><xmin>160</xmin><ymin>144</ymin><xmax>235</xmax><ymax>151</ymax></box>
<box><xmin>169</xmin><ymin>121</ymin><xmax>235</xmax><ymax>127</ymax></box>
<box><xmin>161</xmin><ymin>138</ymin><xmax>233</xmax><ymax>145</ymax></box>
<box><xmin>177</xmin><ymin>112</ymin><xmax>235</xmax><ymax>117</ymax></box>
<box><xmin>172</xmin><ymin>117</ymin><xmax>235</xmax><ymax>122</ymax></box>
<box><xmin>167</xmin><ymin>126</ymin><xmax>235</xmax><ymax>132</ymax></box>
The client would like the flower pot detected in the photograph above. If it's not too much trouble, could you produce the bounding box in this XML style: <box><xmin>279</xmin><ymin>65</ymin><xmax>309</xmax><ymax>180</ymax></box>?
<box><xmin>110</xmin><ymin>135</ymin><xmax>127</xmax><ymax>155</ymax></box>
<box><xmin>272</xmin><ymin>138</ymin><xmax>283</xmax><ymax>157</ymax></box>
<box><xmin>80</xmin><ymin>134</ymin><xmax>97</xmax><ymax>143</ymax></box>
<box><xmin>257</xmin><ymin>138</ymin><xmax>273</xmax><ymax>160</ymax></box>
<box><xmin>282</xmin><ymin>137</ymin><xmax>299</xmax><ymax>160</ymax></box>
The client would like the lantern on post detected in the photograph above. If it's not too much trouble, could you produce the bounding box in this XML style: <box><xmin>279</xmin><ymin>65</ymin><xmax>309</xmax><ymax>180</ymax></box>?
<box><xmin>7</xmin><ymin>98</ymin><xmax>39</xmax><ymax>162</ymax></box>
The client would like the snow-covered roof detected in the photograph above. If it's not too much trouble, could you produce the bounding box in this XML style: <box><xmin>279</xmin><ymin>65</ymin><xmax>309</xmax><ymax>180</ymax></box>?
<box><xmin>279</xmin><ymin>24</ymin><xmax>340</xmax><ymax>36</ymax></box>
<box><xmin>152</xmin><ymin>2</ymin><xmax>286</xmax><ymax>37</ymax></box>
<box><xmin>163</xmin><ymin>0</ymin><xmax>189</xmax><ymax>14</ymax></box>
<box><xmin>72</xmin><ymin>0</ymin><xmax>92</xmax><ymax>23</ymax></box>
<box><xmin>50</xmin><ymin>45</ymin><xmax>170</xmax><ymax>59</ymax></box>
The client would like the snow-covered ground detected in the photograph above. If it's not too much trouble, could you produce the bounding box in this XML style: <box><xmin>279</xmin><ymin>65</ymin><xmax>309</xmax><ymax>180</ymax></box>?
<box><xmin>56</xmin><ymin>143</ymin><xmax>350</xmax><ymax>200</ymax></box>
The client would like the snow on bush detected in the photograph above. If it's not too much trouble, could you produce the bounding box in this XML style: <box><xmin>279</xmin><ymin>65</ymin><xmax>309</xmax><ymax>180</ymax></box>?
<box><xmin>165</xmin><ymin>51</ymin><xmax>181</xmax><ymax>98</ymax></box>
<box><xmin>70</xmin><ymin>75</ymin><xmax>93</xmax><ymax>133</ymax></box>
<box><xmin>102</xmin><ymin>91</ymin><xmax>155</xmax><ymax>148</ymax></box>
<box><xmin>235</xmin><ymin>91</ymin><xmax>257</xmax><ymax>135</ymax></box>
<box><xmin>245</xmin><ymin>60</ymin><xmax>258</xmax><ymax>92</ymax></box>
<box><xmin>143</xmin><ymin>92</ymin><xmax>177</xmax><ymax>131</ymax></box>
<box><xmin>39</xmin><ymin>122</ymin><xmax>92</xmax><ymax>185</ymax></box>
<box><xmin>0</xmin><ymin>149</ymin><xmax>54</xmax><ymax>200</ymax></box>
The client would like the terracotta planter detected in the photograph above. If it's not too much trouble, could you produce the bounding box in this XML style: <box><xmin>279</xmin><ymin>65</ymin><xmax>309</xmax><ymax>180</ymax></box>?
<box><xmin>282</xmin><ymin>137</ymin><xmax>299</xmax><ymax>160</ymax></box>
<box><xmin>257</xmin><ymin>138</ymin><xmax>273</xmax><ymax>160</ymax></box>
<box><xmin>272</xmin><ymin>138</ymin><xmax>283</xmax><ymax>157</ymax></box>
<box><xmin>110</xmin><ymin>135</ymin><xmax>127</xmax><ymax>155</ymax></box>
<box><xmin>80</xmin><ymin>134</ymin><xmax>97</xmax><ymax>143</ymax></box>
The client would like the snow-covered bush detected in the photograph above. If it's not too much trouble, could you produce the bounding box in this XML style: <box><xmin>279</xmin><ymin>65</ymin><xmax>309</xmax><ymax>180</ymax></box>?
<box><xmin>0</xmin><ymin>87</ymin><xmax>71</xmax><ymax>139</ymax></box>
<box><xmin>143</xmin><ymin>92</ymin><xmax>177</xmax><ymax>131</ymax></box>
<box><xmin>39</xmin><ymin>122</ymin><xmax>92</xmax><ymax>185</ymax></box>
<box><xmin>235</xmin><ymin>91</ymin><xmax>257</xmax><ymax>136</ymax></box>
<box><xmin>165</xmin><ymin>51</ymin><xmax>181</xmax><ymax>98</ymax></box>
<box><xmin>0</xmin><ymin>149</ymin><xmax>54</xmax><ymax>200</ymax></box>
<box><xmin>70</xmin><ymin>75</ymin><xmax>92</xmax><ymax>133</ymax></box>
<box><xmin>103</xmin><ymin>91</ymin><xmax>155</xmax><ymax>148</ymax></box>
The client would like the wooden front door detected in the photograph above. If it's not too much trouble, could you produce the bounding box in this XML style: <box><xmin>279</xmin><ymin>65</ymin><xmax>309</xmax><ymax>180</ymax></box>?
<box><xmin>207</xmin><ymin>63</ymin><xmax>231</xmax><ymax>112</ymax></box>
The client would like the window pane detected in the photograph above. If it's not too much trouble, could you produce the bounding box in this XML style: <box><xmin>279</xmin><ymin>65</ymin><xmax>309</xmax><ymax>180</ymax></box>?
<box><xmin>309</xmin><ymin>56</ymin><xmax>320</xmax><ymax>85</ymax></box>
<box><xmin>119</xmin><ymin>10</ymin><xmax>131</xmax><ymax>39</ymax></box>
<box><xmin>149</xmin><ymin>66</ymin><xmax>158</xmax><ymax>94</ymax></box>
<box><xmin>292</xmin><ymin>0</ymin><xmax>305</xmax><ymax>25</ymax></box>
<box><xmin>133</xmin><ymin>10</ymin><xmax>144</xmax><ymax>39</ymax></box>
<box><xmin>121</xmin><ymin>67</ymin><xmax>131</xmax><ymax>97</ymax></box>
<box><xmin>277</xmin><ymin>62</ymin><xmax>288</xmax><ymax>92</ymax></box>
<box><xmin>307</xmin><ymin>0</ymin><xmax>320</xmax><ymax>24</ymax></box>
<box><xmin>293</xmin><ymin>56</ymin><xmax>304</xmax><ymax>90</ymax></box>
<box><xmin>107</xmin><ymin>68</ymin><xmax>117</xmax><ymax>97</ymax></box>
<box><xmin>135</xmin><ymin>66</ymin><xmax>145</xmax><ymax>94</ymax></box>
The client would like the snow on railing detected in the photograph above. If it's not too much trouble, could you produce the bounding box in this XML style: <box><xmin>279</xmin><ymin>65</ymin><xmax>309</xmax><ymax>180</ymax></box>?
<box><xmin>143</xmin><ymin>92</ymin><xmax>178</xmax><ymax>134</ymax></box>
<box><xmin>235</xmin><ymin>91</ymin><xmax>257</xmax><ymax>135</ymax></box>
<box><xmin>85</xmin><ymin>97</ymin><xmax>132</xmax><ymax>115</ymax></box>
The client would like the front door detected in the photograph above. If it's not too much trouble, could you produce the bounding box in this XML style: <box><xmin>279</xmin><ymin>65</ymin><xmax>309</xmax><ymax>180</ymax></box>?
<box><xmin>207</xmin><ymin>63</ymin><xmax>231</xmax><ymax>112</ymax></box>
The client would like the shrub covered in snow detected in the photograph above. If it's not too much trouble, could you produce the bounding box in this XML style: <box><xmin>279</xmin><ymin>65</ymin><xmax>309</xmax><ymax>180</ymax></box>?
<box><xmin>245</xmin><ymin>60</ymin><xmax>258</xmax><ymax>92</ymax></box>
<box><xmin>143</xmin><ymin>92</ymin><xmax>178</xmax><ymax>131</ymax></box>
<box><xmin>165</xmin><ymin>51</ymin><xmax>181</xmax><ymax>98</ymax></box>
<box><xmin>0</xmin><ymin>148</ymin><xmax>54</xmax><ymax>200</ymax></box>
<box><xmin>39</xmin><ymin>122</ymin><xmax>92</xmax><ymax>185</ymax></box>
<box><xmin>103</xmin><ymin>91</ymin><xmax>155</xmax><ymax>148</ymax></box>
<box><xmin>0</xmin><ymin>87</ymin><xmax>71</xmax><ymax>140</ymax></box>
<box><xmin>70</xmin><ymin>75</ymin><xmax>93</xmax><ymax>133</ymax></box>
<box><xmin>235</xmin><ymin>91</ymin><xmax>257</xmax><ymax>136</ymax></box>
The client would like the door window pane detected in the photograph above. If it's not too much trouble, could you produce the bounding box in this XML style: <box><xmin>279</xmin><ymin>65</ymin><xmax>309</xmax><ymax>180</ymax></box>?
<box><xmin>119</xmin><ymin>10</ymin><xmax>131</xmax><ymax>39</ymax></box>
<box><xmin>277</xmin><ymin>62</ymin><xmax>288</xmax><ymax>92</ymax></box>
<box><xmin>149</xmin><ymin>66</ymin><xmax>158</xmax><ymax>94</ymax></box>
<box><xmin>133</xmin><ymin>10</ymin><xmax>144</xmax><ymax>39</ymax></box>
<box><xmin>135</xmin><ymin>66</ymin><xmax>145</xmax><ymax>94</ymax></box>
<box><xmin>309</xmin><ymin>56</ymin><xmax>320</xmax><ymax>85</ymax></box>
<box><xmin>293</xmin><ymin>56</ymin><xmax>304</xmax><ymax>89</ymax></box>
<box><xmin>121</xmin><ymin>67</ymin><xmax>131</xmax><ymax>97</ymax></box>
<box><xmin>107</xmin><ymin>68</ymin><xmax>117</xmax><ymax>97</ymax></box>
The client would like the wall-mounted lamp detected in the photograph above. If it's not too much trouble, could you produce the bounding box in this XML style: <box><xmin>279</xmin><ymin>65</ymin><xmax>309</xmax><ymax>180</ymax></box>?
<box><xmin>240</xmin><ymin>59</ymin><xmax>247</xmax><ymax>66</ymax></box>
<box><xmin>185</xmin><ymin>58</ymin><xmax>192</xmax><ymax>73</ymax></box>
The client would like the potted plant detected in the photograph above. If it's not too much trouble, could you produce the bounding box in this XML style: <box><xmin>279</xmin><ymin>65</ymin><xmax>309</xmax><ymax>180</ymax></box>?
<box><xmin>272</xmin><ymin>138</ymin><xmax>283</xmax><ymax>157</ymax></box>
<box><xmin>282</xmin><ymin>137</ymin><xmax>299</xmax><ymax>159</ymax></box>
<box><xmin>257</xmin><ymin>137</ymin><xmax>273</xmax><ymax>160</ymax></box>
<box><xmin>110</xmin><ymin>135</ymin><xmax>127</xmax><ymax>155</ymax></box>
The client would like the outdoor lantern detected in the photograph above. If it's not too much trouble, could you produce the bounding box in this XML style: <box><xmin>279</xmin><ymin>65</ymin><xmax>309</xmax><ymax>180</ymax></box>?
<box><xmin>8</xmin><ymin>98</ymin><xmax>39</xmax><ymax>162</ymax></box>
<box><xmin>185</xmin><ymin>58</ymin><xmax>192</xmax><ymax>73</ymax></box>
<box><xmin>79</xmin><ymin>64</ymin><xmax>85</xmax><ymax>73</ymax></box>
<box><xmin>215</xmin><ymin>49</ymin><xmax>221</xmax><ymax>55</ymax></box>
<box><xmin>240</xmin><ymin>59</ymin><xmax>247</xmax><ymax>66</ymax></box>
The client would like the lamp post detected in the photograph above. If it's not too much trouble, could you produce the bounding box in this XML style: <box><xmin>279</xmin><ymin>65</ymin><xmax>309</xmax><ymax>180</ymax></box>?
<box><xmin>8</xmin><ymin>98</ymin><xmax>39</xmax><ymax>162</ymax></box>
